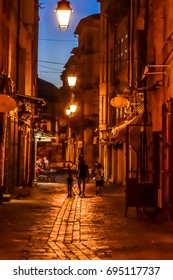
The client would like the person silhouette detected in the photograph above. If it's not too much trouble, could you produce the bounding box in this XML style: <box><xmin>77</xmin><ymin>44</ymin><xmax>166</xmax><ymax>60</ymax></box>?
<box><xmin>76</xmin><ymin>157</ymin><xmax>89</xmax><ymax>197</ymax></box>
<box><xmin>67</xmin><ymin>173</ymin><xmax>73</xmax><ymax>197</ymax></box>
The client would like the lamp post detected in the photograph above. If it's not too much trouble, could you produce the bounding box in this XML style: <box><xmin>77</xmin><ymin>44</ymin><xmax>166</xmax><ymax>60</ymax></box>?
<box><xmin>65</xmin><ymin>105</ymin><xmax>77</xmax><ymax>162</ymax></box>
<box><xmin>54</xmin><ymin>0</ymin><xmax>73</xmax><ymax>32</ymax></box>
<box><xmin>34</xmin><ymin>134</ymin><xmax>40</xmax><ymax>183</ymax></box>
<box><xmin>67</xmin><ymin>74</ymin><xmax>80</xmax><ymax>161</ymax></box>
<box><xmin>34</xmin><ymin>138</ymin><xmax>37</xmax><ymax>182</ymax></box>
<box><xmin>65</xmin><ymin>108</ymin><xmax>72</xmax><ymax>162</ymax></box>
<box><xmin>67</xmin><ymin>74</ymin><xmax>77</xmax><ymax>111</ymax></box>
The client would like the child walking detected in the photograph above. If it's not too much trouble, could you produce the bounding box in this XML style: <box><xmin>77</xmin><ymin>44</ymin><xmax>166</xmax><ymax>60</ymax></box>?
<box><xmin>67</xmin><ymin>173</ymin><xmax>74</xmax><ymax>197</ymax></box>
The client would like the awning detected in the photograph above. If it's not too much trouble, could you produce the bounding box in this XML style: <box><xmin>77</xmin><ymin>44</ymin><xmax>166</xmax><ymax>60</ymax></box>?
<box><xmin>112</xmin><ymin>115</ymin><xmax>138</xmax><ymax>137</ymax></box>
<box><xmin>34</xmin><ymin>130</ymin><xmax>56</xmax><ymax>142</ymax></box>
<box><xmin>111</xmin><ymin>113</ymin><xmax>144</xmax><ymax>151</ymax></box>
<box><xmin>15</xmin><ymin>94</ymin><xmax>46</xmax><ymax>108</ymax></box>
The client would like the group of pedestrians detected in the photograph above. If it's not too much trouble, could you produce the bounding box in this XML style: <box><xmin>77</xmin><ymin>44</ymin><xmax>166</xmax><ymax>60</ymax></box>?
<box><xmin>66</xmin><ymin>155</ymin><xmax>104</xmax><ymax>197</ymax></box>
<box><xmin>35</xmin><ymin>156</ymin><xmax>50</xmax><ymax>175</ymax></box>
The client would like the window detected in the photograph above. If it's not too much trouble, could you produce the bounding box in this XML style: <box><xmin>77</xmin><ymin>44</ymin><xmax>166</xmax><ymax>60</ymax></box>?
<box><xmin>40</xmin><ymin>120</ymin><xmax>51</xmax><ymax>132</ymax></box>
<box><xmin>110</xmin><ymin>49</ymin><xmax>113</xmax><ymax>83</ymax></box>
<box><xmin>123</xmin><ymin>34</ymin><xmax>128</xmax><ymax>68</ymax></box>
<box><xmin>85</xmin><ymin>32</ymin><xmax>93</xmax><ymax>53</ymax></box>
<box><xmin>114</xmin><ymin>34</ymin><xmax>128</xmax><ymax>71</ymax></box>
<box><xmin>101</xmin><ymin>96</ymin><xmax>104</xmax><ymax>124</ymax></box>
<box><xmin>114</xmin><ymin>41</ymin><xmax>121</xmax><ymax>71</ymax></box>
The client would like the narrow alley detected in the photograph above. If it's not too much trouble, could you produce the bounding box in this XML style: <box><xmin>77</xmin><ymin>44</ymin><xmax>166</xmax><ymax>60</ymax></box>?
<box><xmin>0</xmin><ymin>175</ymin><xmax>173</xmax><ymax>260</ymax></box>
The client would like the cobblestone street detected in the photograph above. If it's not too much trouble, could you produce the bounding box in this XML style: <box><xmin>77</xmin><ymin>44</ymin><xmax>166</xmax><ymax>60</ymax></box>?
<box><xmin>0</xmin><ymin>175</ymin><xmax>173</xmax><ymax>260</ymax></box>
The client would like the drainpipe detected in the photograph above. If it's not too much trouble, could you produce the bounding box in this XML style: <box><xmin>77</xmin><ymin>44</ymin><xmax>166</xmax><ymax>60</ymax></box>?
<box><xmin>128</xmin><ymin>0</ymin><xmax>134</xmax><ymax>89</ymax></box>
<box><xmin>0</xmin><ymin>121</ymin><xmax>3</xmax><ymax>204</ymax></box>
<box><xmin>126</xmin><ymin>0</ymin><xmax>134</xmax><ymax>180</ymax></box>
<box><xmin>106</xmin><ymin>17</ymin><xmax>109</xmax><ymax>126</ymax></box>
<box><xmin>105</xmin><ymin>16</ymin><xmax>109</xmax><ymax>180</ymax></box>
<box><xmin>16</xmin><ymin>0</ymin><xmax>20</xmax><ymax>186</ymax></box>
<box><xmin>143</xmin><ymin>0</ymin><xmax>149</xmax><ymax>125</ymax></box>
<box><xmin>139</xmin><ymin>0</ymin><xmax>149</xmax><ymax>182</ymax></box>
<box><xmin>16</xmin><ymin>0</ymin><xmax>20</xmax><ymax>93</ymax></box>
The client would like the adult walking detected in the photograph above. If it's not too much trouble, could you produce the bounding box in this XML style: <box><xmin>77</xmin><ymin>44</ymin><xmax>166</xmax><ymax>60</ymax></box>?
<box><xmin>94</xmin><ymin>163</ymin><xmax>104</xmax><ymax>195</ymax></box>
<box><xmin>76</xmin><ymin>157</ymin><xmax>89</xmax><ymax>197</ymax></box>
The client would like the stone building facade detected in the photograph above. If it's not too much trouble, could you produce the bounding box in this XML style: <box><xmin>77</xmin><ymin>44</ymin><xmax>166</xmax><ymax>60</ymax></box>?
<box><xmin>98</xmin><ymin>0</ymin><xmax>173</xmax><ymax>220</ymax></box>
<box><xmin>61</xmin><ymin>14</ymin><xmax>100</xmax><ymax>168</ymax></box>
<box><xmin>0</xmin><ymin>0</ymin><xmax>40</xmax><ymax>200</ymax></box>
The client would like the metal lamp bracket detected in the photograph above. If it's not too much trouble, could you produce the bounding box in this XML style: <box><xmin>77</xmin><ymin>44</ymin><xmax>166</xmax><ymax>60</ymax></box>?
<box><xmin>142</xmin><ymin>64</ymin><xmax>171</xmax><ymax>80</ymax></box>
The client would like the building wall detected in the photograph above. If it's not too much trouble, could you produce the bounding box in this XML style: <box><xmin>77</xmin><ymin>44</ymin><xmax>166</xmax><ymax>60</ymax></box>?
<box><xmin>161</xmin><ymin>0</ymin><xmax>173</xmax><ymax>215</ymax></box>
<box><xmin>137</xmin><ymin>0</ymin><xmax>173</xmax><ymax>217</ymax></box>
<box><xmin>98</xmin><ymin>0</ymin><xmax>130</xmax><ymax>183</ymax></box>
<box><xmin>64</xmin><ymin>14</ymin><xmax>100</xmax><ymax>168</ymax></box>
<box><xmin>146</xmin><ymin>0</ymin><xmax>165</xmax><ymax>132</ymax></box>
<box><xmin>0</xmin><ymin>0</ymin><xmax>39</xmax><ymax>197</ymax></box>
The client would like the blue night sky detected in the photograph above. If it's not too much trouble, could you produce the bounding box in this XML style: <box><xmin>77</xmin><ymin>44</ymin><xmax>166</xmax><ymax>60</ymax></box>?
<box><xmin>38</xmin><ymin>0</ymin><xmax>100</xmax><ymax>88</ymax></box>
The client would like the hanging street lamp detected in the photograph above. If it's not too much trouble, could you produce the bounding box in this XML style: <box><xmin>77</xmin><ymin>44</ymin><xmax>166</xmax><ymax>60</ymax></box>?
<box><xmin>65</xmin><ymin>103</ymin><xmax>77</xmax><ymax>116</ymax></box>
<box><xmin>67</xmin><ymin>75</ymin><xmax>77</xmax><ymax>87</ymax></box>
<box><xmin>69</xmin><ymin>103</ymin><xmax>77</xmax><ymax>113</ymax></box>
<box><xmin>66</xmin><ymin>108</ymin><xmax>71</xmax><ymax>116</ymax></box>
<box><xmin>65</xmin><ymin>75</ymin><xmax>78</xmax><ymax>163</ymax></box>
<box><xmin>54</xmin><ymin>0</ymin><xmax>73</xmax><ymax>32</ymax></box>
<box><xmin>67</xmin><ymin>74</ymin><xmax>77</xmax><ymax>113</ymax></box>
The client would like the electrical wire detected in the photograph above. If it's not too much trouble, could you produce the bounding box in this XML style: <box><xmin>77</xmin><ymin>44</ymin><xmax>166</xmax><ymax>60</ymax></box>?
<box><xmin>39</xmin><ymin>71</ymin><xmax>62</xmax><ymax>74</ymax></box>
<box><xmin>39</xmin><ymin>38</ymin><xmax>77</xmax><ymax>42</ymax></box>
<box><xmin>38</xmin><ymin>64</ymin><xmax>62</xmax><ymax>71</ymax></box>
<box><xmin>38</xmin><ymin>60</ymin><xmax>64</xmax><ymax>65</ymax></box>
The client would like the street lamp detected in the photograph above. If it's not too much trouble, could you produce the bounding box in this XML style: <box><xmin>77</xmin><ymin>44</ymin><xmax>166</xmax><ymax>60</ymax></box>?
<box><xmin>67</xmin><ymin>76</ymin><xmax>77</xmax><ymax>87</ymax></box>
<box><xmin>65</xmin><ymin>108</ymin><xmax>72</xmax><ymax>162</ymax></box>
<box><xmin>65</xmin><ymin>74</ymin><xmax>78</xmax><ymax>161</ymax></box>
<box><xmin>65</xmin><ymin>103</ymin><xmax>77</xmax><ymax>162</ymax></box>
<box><xmin>34</xmin><ymin>133</ymin><xmax>40</xmax><ymax>183</ymax></box>
<box><xmin>67</xmin><ymin>74</ymin><xmax>77</xmax><ymax>113</ymax></box>
<box><xmin>66</xmin><ymin>108</ymin><xmax>71</xmax><ymax>116</ymax></box>
<box><xmin>70</xmin><ymin>103</ymin><xmax>77</xmax><ymax>113</ymax></box>
<box><xmin>54</xmin><ymin>0</ymin><xmax>73</xmax><ymax>32</ymax></box>
<box><xmin>65</xmin><ymin>104</ymin><xmax>77</xmax><ymax>117</ymax></box>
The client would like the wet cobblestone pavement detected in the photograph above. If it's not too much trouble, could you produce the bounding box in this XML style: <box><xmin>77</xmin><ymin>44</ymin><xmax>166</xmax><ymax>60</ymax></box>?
<box><xmin>0</xmin><ymin>175</ymin><xmax>173</xmax><ymax>260</ymax></box>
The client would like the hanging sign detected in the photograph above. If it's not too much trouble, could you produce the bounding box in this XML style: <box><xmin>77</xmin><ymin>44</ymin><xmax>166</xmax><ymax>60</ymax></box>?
<box><xmin>110</xmin><ymin>96</ymin><xmax>129</xmax><ymax>108</ymax></box>
<box><xmin>0</xmin><ymin>94</ymin><xmax>16</xmax><ymax>112</ymax></box>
